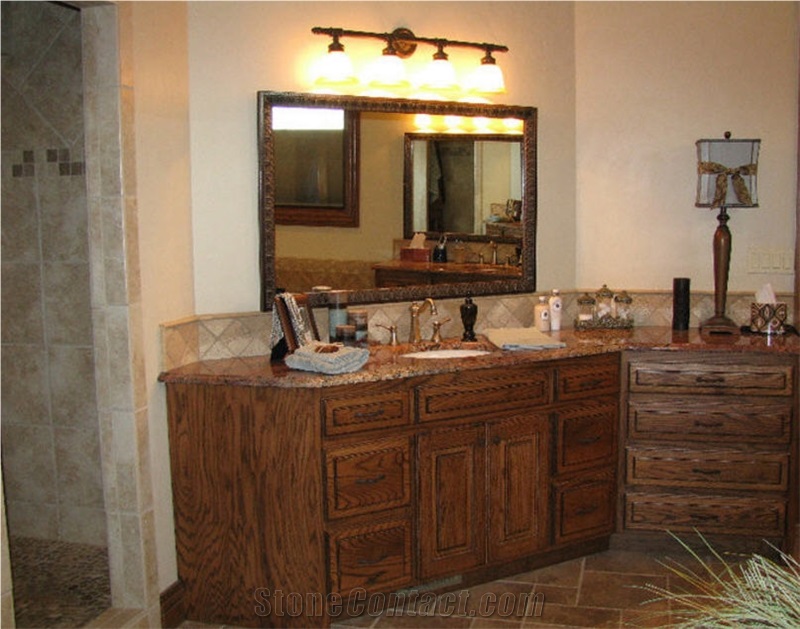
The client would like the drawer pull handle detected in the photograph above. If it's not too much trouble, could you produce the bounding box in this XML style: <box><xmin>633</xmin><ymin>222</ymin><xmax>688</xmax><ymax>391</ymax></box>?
<box><xmin>355</xmin><ymin>474</ymin><xmax>386</xmax><ymax>485</ymax></box>
<box><xmin>694</xmin><ymin>421</ymin><xmax>723</xmax><ymax>429</ymax></box>
<box><xmin>354</xmin><ymin>409</ymin><xmax>385</xmax><ymax>419</ymax></box>
<box><xmin>695</xmin><ymin>375</ymin><xmax>725</xmax><ymax>384</ymax></box>
<box><xmin>365</xmin><ymin>570</ymin><xmax>386</xmax><ymax>585</ymax></box>
<box><xmin>357</xmin><ymin>555</ymin><xmax>388</xmax><ymax>567</ymax></box>
<box><xmin>582</xmin><ymin>378</ymin><xmax>604</xmax><ymax>389</ymax></box>
<box><xmin>575</xmin><ymin>505</ymin><xmax>597</xmax><ymax>516</ymax></box>
<box><xmin>691</xmin><ymin>468</ymin><xmax>721</xmax><ymax>476</ymax></box>
<box><xmin>577</xmin><ymin>435</ymin><xmax>601</xmax><ymax>445</ymax></box>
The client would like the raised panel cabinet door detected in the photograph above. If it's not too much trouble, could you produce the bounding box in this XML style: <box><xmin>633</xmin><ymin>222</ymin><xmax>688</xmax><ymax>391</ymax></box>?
<box><xmin>487</xmin><ymin>414</ymin><xmax>550</xmax><ymax>563</ymax></box>
<box><xmin>418</xmin><ymin>424</ymin><xmax>486</xmax><ymax>579</ymax></box>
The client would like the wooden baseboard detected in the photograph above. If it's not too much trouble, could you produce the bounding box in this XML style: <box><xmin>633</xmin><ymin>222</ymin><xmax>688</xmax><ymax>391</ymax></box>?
<box><xmin>160</xmin><ymin>580</ymin><xmax>186</xmax><ymax>628</ymax></box>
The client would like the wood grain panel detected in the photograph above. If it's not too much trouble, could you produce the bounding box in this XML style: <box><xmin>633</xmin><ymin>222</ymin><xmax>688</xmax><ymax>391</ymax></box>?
<box><xmin>629</xmin><ymin>361</ymin><xmax>794</xmax><ymax>396</ymax></box>
<box><xmin>554</xmin><ymin>472</ymin><xmax>616</xmax><ymax>544</ymax></box>
<box><xmin>556</xmin><ymin>354</ymin><xmax>619</xmax><ymax>402</ymax></box>
<box><xmin>415</xmin><ymin>366</ymin><xmax>551</xmax><ymax>423</ymax></box>
<box><xmin>418</xmin><ymin>424</ymin><xmax>486</xmax><ymax>579</ymax></box>
<box><xmin>627</xmin><ymin>447</ymin><xmax>790</xmax><ymax>491</ymax></box>
<box><xmin>325</xmin><ymin>436</ymin><xmax>411</xmax><ymax>518</ymax></box>
<box><xmin>555</xmin><ymin>398</ymin><xmax>617</xmax><ymax>474</ymax></box>
<box><xmin>487</xmin><ymin>414</ymin><xmax>549</xmax><ymax>562</ymax></box>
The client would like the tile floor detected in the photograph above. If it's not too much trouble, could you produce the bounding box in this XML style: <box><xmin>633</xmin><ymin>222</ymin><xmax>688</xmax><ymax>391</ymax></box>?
<box><xmin>180</xmin><ymin>547</ymin><xmax>733</xmax><ymax>629</ymax></box>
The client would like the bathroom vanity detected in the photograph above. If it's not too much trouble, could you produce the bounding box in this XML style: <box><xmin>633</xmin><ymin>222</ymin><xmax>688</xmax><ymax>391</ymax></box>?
<box><xmin>159</xmin><ymin>329</ymin><xmax>799</xmax><ymax>628</ymax></box>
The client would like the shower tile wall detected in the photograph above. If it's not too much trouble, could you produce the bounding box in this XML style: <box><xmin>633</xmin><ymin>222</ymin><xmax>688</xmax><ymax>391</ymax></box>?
<box><xmin>1</xmin><ymin>1</ymin><xmax>106</xmax><ymax>546</ymax></box>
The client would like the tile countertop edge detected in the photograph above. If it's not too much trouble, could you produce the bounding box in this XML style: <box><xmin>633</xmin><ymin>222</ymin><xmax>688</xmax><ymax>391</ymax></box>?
<box><xmin>157</xmin><ymin>326</ymin><xmax>800</xmax><ymax>389</ymax></box>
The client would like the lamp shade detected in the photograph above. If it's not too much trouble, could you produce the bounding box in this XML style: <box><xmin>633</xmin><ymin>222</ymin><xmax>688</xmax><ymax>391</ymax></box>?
<box><xmin>695</xmin><ymin>136</ymin><xmax>760</xmax><ymax>208</ymax></box>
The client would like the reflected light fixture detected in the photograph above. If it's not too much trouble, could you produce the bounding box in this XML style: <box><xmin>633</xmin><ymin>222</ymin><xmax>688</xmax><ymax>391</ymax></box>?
<box><xmin>311</xmin><ymin>26</ymin><xmax>508</xmax><ymax>100</ymax></box>
<box><xmin>695</xmin><ymin>131</ymin><xmax>760</xmax><ymax>335</ymax></box>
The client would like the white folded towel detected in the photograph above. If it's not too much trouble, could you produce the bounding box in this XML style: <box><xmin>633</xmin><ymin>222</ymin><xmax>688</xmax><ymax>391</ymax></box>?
<box><xmin>285</xmin><ymin>341</ymin><xmax>370</xmax><ymax>374</ymax></box>
<box><xmin>484</xmin><ymin>327</ymin><xmax>566</xmax><ymax>351</ymax></box>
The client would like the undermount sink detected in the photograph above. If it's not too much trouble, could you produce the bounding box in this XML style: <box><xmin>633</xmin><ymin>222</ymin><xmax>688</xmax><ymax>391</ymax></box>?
<box><xmin>401</xmin><ymin>348</ymin><xmax>493</xmax><ymax>359</ymax></box>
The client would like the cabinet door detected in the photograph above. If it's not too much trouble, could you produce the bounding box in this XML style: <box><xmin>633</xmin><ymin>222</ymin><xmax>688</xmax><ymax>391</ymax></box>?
<box><xmin>418</xmin><ymin>424</ymin><xmax>486</xmax><ymax>579</ymax></box>
<box><xmin>488</xmin><ymin>414</ymin><xmax>549</xmax><ymax>563</ymax></box>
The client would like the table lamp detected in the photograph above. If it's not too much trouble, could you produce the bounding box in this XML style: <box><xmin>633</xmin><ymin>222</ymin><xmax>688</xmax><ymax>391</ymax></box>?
<box><xmin>695</xmin><ymin>132</ymin><xmax>760</xmax><ymax>335</ymax></box>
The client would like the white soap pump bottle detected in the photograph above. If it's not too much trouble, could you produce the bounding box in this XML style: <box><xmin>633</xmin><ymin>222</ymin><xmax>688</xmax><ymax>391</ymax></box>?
<box><xmin>549</xmin><ymin>289</ymin><xmax>563</xmax><ymax>331</ymax></box>
<box><xmin>534</xmin><ymin>296</ymin><xmax>550</xmax><ymax>332</ymax></box>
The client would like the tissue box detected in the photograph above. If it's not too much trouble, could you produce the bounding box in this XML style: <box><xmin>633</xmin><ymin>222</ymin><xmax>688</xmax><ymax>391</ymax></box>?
<box><xmin>750</xmin><ymin>302</ymin><xmax>787</xmax><ymax>334</ymax></box>
<box><xmin>400</xmin><ymin>247</ymin><xmax>431</xmax><ymax>262</ymax></box>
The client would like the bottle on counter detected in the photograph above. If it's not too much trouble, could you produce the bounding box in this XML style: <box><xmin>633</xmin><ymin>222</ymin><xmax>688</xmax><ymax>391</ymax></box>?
<box><xmin>460</xmin><ymin>296</ymin><xmax>478</xmax><ymax>342</ymax></box>
<box><xmin>327</xmin><ymin>290</ymin><xmax>348</xmax><ymax>342</ymax></box>
<box><xmin>534</xmin><ymin>295</ymin><xmax>550</xmax><ymax>332</ymax></box>
<box><xmin>548</xmin><ymin>289</ymin><xmax>563</xmax><ymax>331</ymax></box>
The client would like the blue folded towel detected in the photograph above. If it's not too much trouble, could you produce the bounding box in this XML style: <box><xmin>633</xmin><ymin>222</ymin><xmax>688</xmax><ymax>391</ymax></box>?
<box><xmin>285</xmin><ymin>341</ymin><xmax>370</xmax><ymax>374</ymax></box>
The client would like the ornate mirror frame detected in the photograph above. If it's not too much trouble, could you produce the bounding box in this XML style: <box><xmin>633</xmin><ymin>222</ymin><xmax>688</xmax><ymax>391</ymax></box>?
<box><xmin>258</xmin><ymin>91</ymin><xmax>537</xmax><ymax>310</ymax></box>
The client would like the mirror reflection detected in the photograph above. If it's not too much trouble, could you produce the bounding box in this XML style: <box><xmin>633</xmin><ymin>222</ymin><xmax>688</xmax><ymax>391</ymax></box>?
<box><xmin>258</xmin><ymin>91</ymin><xmax>537</xmax><ymax>310</ymax></box>
<box><xmin>405</xmin><ymin>134</ymin><xmax>523</xmax><ymax>240</ymax></box>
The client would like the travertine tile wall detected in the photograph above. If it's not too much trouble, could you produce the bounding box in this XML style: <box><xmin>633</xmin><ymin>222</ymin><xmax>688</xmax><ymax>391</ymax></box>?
<box><xmin>1</xmin><ymin>1</ymin><xmax>106</xmax><ymax>546</ymax></box>
<box><xmin>161</xmin><ymin>289</ymin><xmax>795</xmax><ymax>370</ymax></box>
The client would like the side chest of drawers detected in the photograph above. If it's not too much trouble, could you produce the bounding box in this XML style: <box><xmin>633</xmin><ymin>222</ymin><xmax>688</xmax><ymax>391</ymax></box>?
<box><xmin>620</xmin><ymin>351</ymin><xmax>798</xmax><ymax>551</ymax></box>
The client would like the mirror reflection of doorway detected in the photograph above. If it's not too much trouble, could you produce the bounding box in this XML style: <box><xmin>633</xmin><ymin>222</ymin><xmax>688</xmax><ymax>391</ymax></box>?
<box><xmin>427</xmin><ymin>140</ymin><xmax>475</xmax><ymax>234</ymax></box>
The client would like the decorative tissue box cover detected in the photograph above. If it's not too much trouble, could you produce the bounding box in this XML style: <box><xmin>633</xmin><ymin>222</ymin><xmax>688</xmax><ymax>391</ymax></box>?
<box><xmin>750</xmin><ymin>302</ymin><xmax>787</xmax><ymax>334</ymax></box>
<box><xmin>400</xmin><ymin>247</ymin><xmax>431</xmax><ymax>262</ymax></box>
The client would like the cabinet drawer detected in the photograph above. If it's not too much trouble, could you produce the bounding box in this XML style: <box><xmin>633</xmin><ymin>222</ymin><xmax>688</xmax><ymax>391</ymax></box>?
<box><xmin>628</xmin><ymin>361</ymin><xmax>794</xmax><ymax>396</ymax></box>
<box><xmin>323</xmin><ymin>389</ymin><xmax>410</xmax><ymax>436</ymax></box>
<box><xmin>555</xmin><ymin>399</ymin><xmax>617</xmax><ymax>474</ymax></box>
<box><xmin>625</xmin><ymin>493</ymin><xmax>786</xmax><ymax>537</ymax></box>
<box><xmin>627</xmin><ymin>397</ymin><xmax>792</xmax><ymax>444</ymax></box>
<box><xmin>553</xmin><ymin>472</ymin><xmax>615</xmax><ymax>544</ymax></box>
<box><xmin>415</xmin><ymin>366</ymin><xmax>551</xmax><ymax>423</ymax></box>
<box><xmin>328</xmin><ymin>518</ymin><xmax>413</xmax><ymax>594</ymax></box>
<box><xmin>325</xmin><ymin>437</ymin><xmax>411</xmax><ymax>519</ymax></box>
<box><xmin>556</xmin><ymin>355</ymin><xmax>619</xmax><ymax>402</ymax></box>
<box><xmin>627</xmin><ymin>447</ymin><xmax>790</xmax><ymax>492</ymax></box>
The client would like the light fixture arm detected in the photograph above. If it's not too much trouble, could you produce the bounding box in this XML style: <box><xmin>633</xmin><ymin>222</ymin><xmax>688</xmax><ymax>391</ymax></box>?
<box><xmin>311</xmin><ymin>26</ymin><xmax>508</xmax><ymax>59</ymax></box>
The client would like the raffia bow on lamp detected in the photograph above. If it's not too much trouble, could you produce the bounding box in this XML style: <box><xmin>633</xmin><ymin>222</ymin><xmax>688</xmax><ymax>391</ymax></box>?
<box><xmin>695</xmin><ymin>132</ymin><xmax>760</xmax><ymax>335</ymax></box>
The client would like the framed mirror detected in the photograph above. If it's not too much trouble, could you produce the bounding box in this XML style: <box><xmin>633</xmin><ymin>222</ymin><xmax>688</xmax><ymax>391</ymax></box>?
<box><xmin>258</xmin><ymin>91</ymin><xmax>537</xmax><ymax>311</ymax></box>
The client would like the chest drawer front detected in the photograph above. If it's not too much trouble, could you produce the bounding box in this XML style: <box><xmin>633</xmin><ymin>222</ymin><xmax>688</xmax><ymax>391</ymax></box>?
<box><xmin>328</xmin><ymin>518</ymin><xmax>413</xmax><ymax>594</ymax></box>
<box><xmin>627</xmin><ymin>447</ymin><xmax>790</xmax><ymax>492</ymax></box>
<box><xmin>625</xmin><ymin>493</ymin><xmax>786</xmax><ymax>537</ymax></box>
<box><xmin>323</xmin><ymin>390</ymin><xmax>410</xmax><ymax>436</ymax></box>
<box><xmin>628</xmin><ymin>361</ymin><xmax>794</xmax><ymax>396</ymax></box>
<box><xmin>627</xmin><ymin>398</ymin><xmax>792</xmax><ymax>444</ymax></box>
<box><xmin>556</xmin><ymin>355</ymin><xmax>619</xmax><ymax>402</ymax></box>
<box><xmin>326</xmin><ymin>437</ymin><xmax>411</xmax><ymax>519</ymax></box>
<box><xmin>554</xmin><ymin>472</ymin><xmax>615</xmax><ymax>544</ymax></box>
<box><xmin>416</xmin><ymin>367</ymin><xmax>551</xmax><ymax>423</ymax></box>
<box><xmin>556</xmin><ymin>399</ymin><xmax>617</xmax><ymax>474</ymax></box>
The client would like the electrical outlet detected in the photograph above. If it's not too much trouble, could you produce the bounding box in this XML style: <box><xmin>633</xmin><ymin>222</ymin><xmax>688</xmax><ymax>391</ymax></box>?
<box><xmin>747</xmin><ymin>247</ymin><xmax>795</xmax><ymax>274</ymax></box>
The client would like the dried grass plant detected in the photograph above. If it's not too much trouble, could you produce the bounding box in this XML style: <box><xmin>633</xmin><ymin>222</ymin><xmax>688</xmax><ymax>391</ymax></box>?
<box><xmin>639</xmin><ymin>532</ymin><xmax>800</xmax><ymax>628</ymax></box>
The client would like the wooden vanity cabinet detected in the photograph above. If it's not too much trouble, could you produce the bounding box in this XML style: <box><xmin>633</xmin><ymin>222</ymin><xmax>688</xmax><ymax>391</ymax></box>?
<box><xmin>165</xmin><ymin>353</ymin><xmax>620</xmax><ymax>628</ymax></box>
<box><xmin>620</xmin><ymin>351</ymin><xmax>798</xmax><ymax>552</ymax></box>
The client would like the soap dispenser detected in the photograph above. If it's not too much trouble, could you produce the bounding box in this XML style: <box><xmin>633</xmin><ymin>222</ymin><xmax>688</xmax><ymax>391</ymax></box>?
<box><xmin>460</xmin><ymin>296</ymin><xmax>477</xmax><ymax>341</ymax></box>
<box><xmin>432</xmin><ymin>235</ymin><xmax>448</xmax><ymax>263</ymax></box>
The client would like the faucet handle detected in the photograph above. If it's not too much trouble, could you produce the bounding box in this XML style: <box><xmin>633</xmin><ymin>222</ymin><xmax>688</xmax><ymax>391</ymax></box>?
<box><xmin>430</xmin><ymin>318</ymin><xmax>451</xmax><ymax>343</ymax></box>
<box><xmin>376</xmin><ymin>323</ymin><xmax>398</xmax><ymax>346</ymax></box>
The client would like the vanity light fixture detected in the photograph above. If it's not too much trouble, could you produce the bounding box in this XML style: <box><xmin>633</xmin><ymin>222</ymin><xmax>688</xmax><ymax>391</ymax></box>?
<box><xmin>311</xmin><ymin>26</ymin><xmax>508</xmax><ymax>99</ymax></box>
<box><xmin>695</xmin><ymin>131</ymin><xmax>760</xmax><ymax>335</ymax></box>
<box><xmin>314</xmin><ymin>29</ymin><xmax>358</xmax><ymax>88</ymax></box>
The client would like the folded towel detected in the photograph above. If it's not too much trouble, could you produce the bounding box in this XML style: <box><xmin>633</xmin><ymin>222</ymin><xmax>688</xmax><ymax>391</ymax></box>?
<box><xmin>484</xmin><ymin>327</ymin><xmax>566</xmax><ymax>351</ymax></box>
<box><xmin>285</xmin><ymin>341</ymin><xmax>370</xmax><ymax>374</ymax></box>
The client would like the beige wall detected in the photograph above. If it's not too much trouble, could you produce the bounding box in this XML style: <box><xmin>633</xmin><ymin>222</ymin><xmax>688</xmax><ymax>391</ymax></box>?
<box><xmin>129</xmin><ymin>2</ymin><xmax>194</xmax><ymax>591</ymax></box>
<box><xmin>575</xmin><ymin>1</ymin><xmax>798</xmax><ymax>293</ymax></box>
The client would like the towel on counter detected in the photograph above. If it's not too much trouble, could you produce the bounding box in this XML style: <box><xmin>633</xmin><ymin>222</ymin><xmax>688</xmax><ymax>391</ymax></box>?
<box><xmin>485</xmin><ymin>327</ymin><xmax>566</xmax><ymax>351</ymax></box>
<box><xmin>285</xmin><ymin>341</ymin><xmax>370</xmax><ymax>374</ymax></box>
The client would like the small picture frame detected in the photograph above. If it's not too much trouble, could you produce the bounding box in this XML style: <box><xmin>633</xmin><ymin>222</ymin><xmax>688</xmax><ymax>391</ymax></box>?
<box><xmin>273</xmin><ymin>293</ymin><xmax>320</xmax><ymax>352</ymax></box>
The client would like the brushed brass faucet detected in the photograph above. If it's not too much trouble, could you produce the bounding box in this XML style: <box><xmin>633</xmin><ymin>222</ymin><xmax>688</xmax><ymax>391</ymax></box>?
<box><xmin>409</xmin><ymin>298</ymin><xmax>438</xmax><ymax>343</ymax></box>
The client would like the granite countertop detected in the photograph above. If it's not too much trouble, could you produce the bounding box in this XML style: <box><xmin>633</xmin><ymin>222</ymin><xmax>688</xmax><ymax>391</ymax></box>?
<box><xmin>158</xmin><ymin>326</ymin><xmax>800</xmax><ymax>389</ymax></box>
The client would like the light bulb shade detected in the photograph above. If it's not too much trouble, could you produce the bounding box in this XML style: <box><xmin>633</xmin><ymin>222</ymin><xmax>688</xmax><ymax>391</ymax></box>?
<box><xmin>367</xmin><ymin>53</ymin><xmax>409</xmax><ymax>89</ymax></box>
<box><xmin>420</xmin><ymin>57</ymin><xmax>458</xmax><ymax>91</ymax></box>
<box><xmin>315</xmin><ymin>49</ymin><xmax>358</xmax><ymax>87</ymax></box>
<box><xmin>468</xmin><ymin>61</ymin><xmax>506</xmax><ymax>94</ymax></box>
<box><xmin>695</xmin><ymin>137</ymin><xmax>760</xmax><ymax>208</ymax></box>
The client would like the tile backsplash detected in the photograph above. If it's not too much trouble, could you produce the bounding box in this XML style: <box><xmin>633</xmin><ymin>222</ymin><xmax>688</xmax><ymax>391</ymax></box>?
<box><xmin>160</xmin><ymin>290</ymin><xmax>795</xmax><ymax>371</ymax></box>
